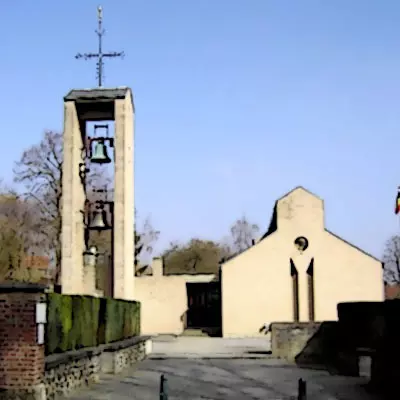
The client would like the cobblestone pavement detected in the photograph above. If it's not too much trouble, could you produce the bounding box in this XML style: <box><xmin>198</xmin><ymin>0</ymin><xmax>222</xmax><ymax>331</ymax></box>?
<box><xmin>65</xmin><ymin>358</ymin><xmax>380</xmax><ymax>400</ymax></box>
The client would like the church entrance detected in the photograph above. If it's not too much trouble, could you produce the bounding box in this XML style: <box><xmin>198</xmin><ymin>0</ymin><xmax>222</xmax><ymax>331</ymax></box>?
<box><xmin>186</xmin><ymin>282</ymin><xmax>221</xmax><ymax>336</ymax></box>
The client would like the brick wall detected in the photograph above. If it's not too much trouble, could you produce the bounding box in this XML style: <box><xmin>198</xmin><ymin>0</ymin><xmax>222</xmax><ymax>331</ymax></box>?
<box><xmin>0</xmin><ymin>283</ymin><xmax>46</xmax><ymax>394</ymax></box>
<box><xmin>385</xmin><ymin>283</ymin><xmax>400</xmax><ymax>299</ymax></box>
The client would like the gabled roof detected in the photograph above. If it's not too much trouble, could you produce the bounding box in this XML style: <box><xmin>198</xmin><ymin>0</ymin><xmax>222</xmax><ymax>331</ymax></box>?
<box><xmin>258</xmin><ymin>186</ymin><xmax>322</xmax><ymax>240</ymax></box>
<box><xmin>22</xmin><ymin>255</ymin><xmax>50</xmax><ymax>271</ymax></box>
<box><xmin>275</xmin><ymin>186</ymin><xmax>323</xmax><ymax>203</ymax></box>
<box><xmin>221</xmin><ymin>185</ymin><xmax>380</xmax><ymax>265</ymax></box>
<box><xmin>222</xmin><ymin>187</ymin><xmax>318</xmax><ymax>265</ymax></box>
<box><xmin>260</xmin><ymin>186</ymin><xmax>323</xmax><ymax>241</ymax></box>
<box><xmin>325</xmin><ymin>229</ymin><xmax>381</xmax><ymax>262</ymax></box>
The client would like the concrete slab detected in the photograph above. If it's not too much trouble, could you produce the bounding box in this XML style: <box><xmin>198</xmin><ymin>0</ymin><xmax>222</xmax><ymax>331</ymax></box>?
<box><xmin>150</xmin><ymin>336</ymin><xmax>272</xmax><ymax>359</ymax></box>
<box><xmin>65</xmin><ymin>358</ymin><xmax>380</xmax><ymax>400</ymax></box>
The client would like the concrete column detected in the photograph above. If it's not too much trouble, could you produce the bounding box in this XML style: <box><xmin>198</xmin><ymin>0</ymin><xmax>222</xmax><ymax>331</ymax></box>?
<box><xmin>151</xmin><ymin>258</ymin><xmax>164</xmax><ymax>277</ymax></box>
<box><xmin>61</xmin><ymin>101</ymin><xmax>85</xmax><ymax>294</ymax></box>
<box><xmin>83</xmin><ymin>265</ymin><xmax>96</xmax><ymax>295</ymax></box>
<box><xmin>113</xmin><ymin>90</ymin><xmax>135</xmax><ymax>300</ymax></box>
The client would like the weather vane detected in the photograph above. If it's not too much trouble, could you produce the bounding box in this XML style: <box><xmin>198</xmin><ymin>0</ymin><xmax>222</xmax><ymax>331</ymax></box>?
<box><xmin>75</xmin><ymin>6</ymin><xmax>124</xmax><ymax>87</ymax></box>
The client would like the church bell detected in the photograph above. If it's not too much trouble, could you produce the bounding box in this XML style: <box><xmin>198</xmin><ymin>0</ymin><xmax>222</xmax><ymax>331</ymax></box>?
<box><xmin>89</xmin><ymin>210</ymin><xmax>110</xmax><ymax>231</ymax></box>
<box><xmin>90</xmin><ymin>141</ymin><xmax>112</xmax><ymax>164</ymax></box>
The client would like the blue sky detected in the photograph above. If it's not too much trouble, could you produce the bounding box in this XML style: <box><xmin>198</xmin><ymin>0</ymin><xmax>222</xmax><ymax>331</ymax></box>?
<box><xmin>1</xmin><ymin>1</ymin><xmax>400</xmax><ymax>258</ymax></box>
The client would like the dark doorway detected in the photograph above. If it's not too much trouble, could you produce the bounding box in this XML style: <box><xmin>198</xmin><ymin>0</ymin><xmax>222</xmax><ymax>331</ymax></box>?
<box><xmin>186</xmin><ymin>282</ymin><xmax>221</xmax><ymax>334</ymax></box>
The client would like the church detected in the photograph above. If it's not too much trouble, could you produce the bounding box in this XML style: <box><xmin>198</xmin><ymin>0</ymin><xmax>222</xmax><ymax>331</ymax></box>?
<box><xmin>135</xmin><ymin>186</ymin><xmax>384</xmax><ymax>337</ymax></box>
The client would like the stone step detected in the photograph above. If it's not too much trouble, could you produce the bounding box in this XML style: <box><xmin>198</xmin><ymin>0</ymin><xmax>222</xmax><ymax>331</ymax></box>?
<box><xmin>181</xmin><ymin>329</ymin><xmax>209</xmax><ymax>337</ymax></box>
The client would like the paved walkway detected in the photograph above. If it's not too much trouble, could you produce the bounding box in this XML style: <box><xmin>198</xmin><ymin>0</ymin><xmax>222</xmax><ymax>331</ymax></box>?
<box><xmin>65</xmin><ymin>337</ymin><xmax>380</xmax><ymax>400</ymax></box>
<box><xmin>149</xmin><ymin>335</ymin><xmax>272</xmax><ymax>358</ymax></box>
<box><xmin>66</xmin><ymin>358</ymin><xmax>379</xmax><ymax>400</ymax></box>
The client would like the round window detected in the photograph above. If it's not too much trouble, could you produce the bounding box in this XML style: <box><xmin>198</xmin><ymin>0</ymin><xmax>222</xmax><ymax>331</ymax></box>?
<box><xmin>294</xmin><ymin>236</ymin><xmax>309</xmax><ymax>252</ymax></box>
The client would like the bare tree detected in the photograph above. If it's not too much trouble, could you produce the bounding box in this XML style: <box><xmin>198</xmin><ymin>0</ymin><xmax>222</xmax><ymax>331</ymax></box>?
<box><xmin>383</xmin><ymin>235</ymin><xmax>400</xmax><ymax>284</ymax></box>
<box><xmin>135</xmin><ymin>214</ymin><xmax>160</xmax><ymax>268</ymax></box>
<box><xmin>229</xmin><ymin>215</ymin><xmax>260</xmax><ymax>253</ymax></box>
<box><xmin>13</xmin><ymin>130</ymin><xmax>109</xmax><ymax>285</ymax></box>
<box><xmin>13</xmin><ymin>131</ymin><xmax>62</xmax><ymax>281</ymax></box>
<box><xmin>0</xmin><ymin>191</ymin><xmax>45</xmax><ymax>282</ymax></box>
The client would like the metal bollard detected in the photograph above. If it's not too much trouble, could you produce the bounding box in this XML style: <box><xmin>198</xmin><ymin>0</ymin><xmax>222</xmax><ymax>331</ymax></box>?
<box><xmin>160</xmin><ymin>374</ymin><xmax>168</xmax><ymax>400</ymax></box>
<box><xmin>298</xmin><ymin>378</ymin><xmax>307</xmax><ymax>400</ymax></box>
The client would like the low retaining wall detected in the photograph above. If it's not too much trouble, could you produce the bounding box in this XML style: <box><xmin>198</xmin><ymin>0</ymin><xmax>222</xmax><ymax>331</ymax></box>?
<box><xmin>271</xmin><ymin>322</ymin><xmax>338</xmax><ymax>367</ymax></box>
<box><xmin>100</xmin><ymin>336</ymin><xmax>151</xmax><ymax>374</ymax></box>
<box><xmin>337</xmin><ymin>302</ymin><xmax>385</xmax><ymax>351</ymax></box>
<box><xmin>368</xmin><ymin>300</ymin><xmax>400</xmax><ymax>394</ymax></box>
<box><xmin>336</xmin><ymin>302</ymin><xmax>386</xmax><ymax>378</ymax></box>
<box><xmin>44</xmin><ymin>336</ymin><xmax>151</xmax><ymax>399</ymax></box>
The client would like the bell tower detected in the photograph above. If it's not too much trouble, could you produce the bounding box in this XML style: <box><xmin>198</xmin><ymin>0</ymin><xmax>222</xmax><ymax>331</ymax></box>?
<box><xmin>61</xmin><ymin>6</ymin><xmax>134</xmax><ymax>300</ymax></box>
<box><xmin>61</xmin><ymin>87</ymin><xmax>135</xmax><ymax>300</ymax></box>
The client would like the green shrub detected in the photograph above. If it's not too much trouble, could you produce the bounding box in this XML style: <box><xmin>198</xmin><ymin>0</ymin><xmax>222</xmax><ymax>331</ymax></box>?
<box><xmin>46</xmin><ymin>293</ymin><xmax>73</xmax><ymax>354</ymax></box>
<box><xmin>104</xmin><ymin>298</ymin><xmax>140</xmax><ymax>344</ymax></box>
<box><xmin>69</xmin><ymin>296</ymin><xmax>100</xmax><ymax>349</ymax></box>
<box><xmin>46</xmin><ymin>293</ymin><xmax>141</xmax><ymax>355</ymax></box>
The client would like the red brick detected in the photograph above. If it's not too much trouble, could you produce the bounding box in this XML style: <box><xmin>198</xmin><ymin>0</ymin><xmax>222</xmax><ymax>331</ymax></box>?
<box><xmin>0</xmin><ymin>291</ymin><xmax>45</xmax><ymax>389</ymax></box>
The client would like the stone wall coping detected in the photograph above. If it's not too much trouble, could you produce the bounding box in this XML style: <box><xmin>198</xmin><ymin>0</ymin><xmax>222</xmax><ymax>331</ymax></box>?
<box><xmin>101</xmin><ymin>335</ymin><xmax>151</xmax><ymax>353</ymax></box>
<box><xmin>0</xmin><ymin>282</ymin><xmax>47</xmax><ymax>293</ymax></box>
<box><xmin>271</xmin><ymin>321</ymin><xmax>338</xmax><ymax>327</ymax></box>
<box><xmin>45</xmin><ymin>336</ymin><xmax>150</xmax><ymax>370</ymax></box>
<box><xmin>271</xmin><ymin>322</ymin><xmax>323</xmax><ymax>327</ymax></box>
<box><xmin>45</xmin><ymin>346</ymin><xmax>103</xmax><ymax>370</ymax></box>
<box><xmin>356</xmin><ymin>347</ymin><xmax>377</xmax><ymax>355</ymax></box>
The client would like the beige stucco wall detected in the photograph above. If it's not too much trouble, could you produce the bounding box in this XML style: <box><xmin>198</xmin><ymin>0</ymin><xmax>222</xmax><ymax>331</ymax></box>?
<box><xmin>221</xmin><ymin>187</ymin><xmax>384</xmax><ymax>338</ymax></box>
<box><xmin>135</xmin><ymin>258</ymin><xmax>216</xmax><ymax>335</ymax></box>
<box><xmin>61</xmin><ymin>100</ymin><xmax>86</xmax><ymax>294</ymax></box>
<box><xmin>114</xmin><ymin>91</ymin><xmax>135</xmax><ymax>301</ymax></box>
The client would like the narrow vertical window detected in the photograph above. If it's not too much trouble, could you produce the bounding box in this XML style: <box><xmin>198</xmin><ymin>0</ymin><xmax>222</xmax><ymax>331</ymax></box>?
<box><xmin>307</xmin><ymin>258</ymin><xmax>315</xmax><ymax>321</ymax></box>
<box><xmin>290</xmin><ymin>259</ymin><xmax>299</xmax><ymax>322</ymax></box>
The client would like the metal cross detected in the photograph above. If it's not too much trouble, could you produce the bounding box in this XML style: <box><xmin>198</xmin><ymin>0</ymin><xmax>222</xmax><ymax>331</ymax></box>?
<box><xmin>75</xmin><ymin>6</ymin><xmax>124</xmax><ymax>87</ymax></box>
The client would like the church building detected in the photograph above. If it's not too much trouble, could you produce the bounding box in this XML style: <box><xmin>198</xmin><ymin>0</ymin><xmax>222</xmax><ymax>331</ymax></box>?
<box><xmin>135</xmin><ymin>186</ymin><xmax>384</xmax><ymax>337</ymax></box>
